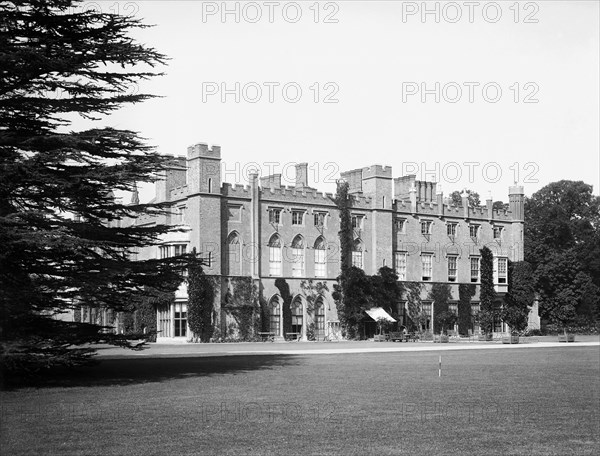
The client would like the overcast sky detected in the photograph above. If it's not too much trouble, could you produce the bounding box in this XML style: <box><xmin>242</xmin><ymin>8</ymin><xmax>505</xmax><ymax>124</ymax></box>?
<box><xmin>70</xmin><ymin>1</ymin><xmax>599</xmax><ymax>203</ymax></box>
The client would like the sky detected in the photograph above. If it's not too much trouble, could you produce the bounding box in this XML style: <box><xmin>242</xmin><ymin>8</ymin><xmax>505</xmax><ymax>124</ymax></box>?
<box><xmin>69</xmin><ymin>0</ymin><xmax>599</xmax><ymax>203</ymax></box>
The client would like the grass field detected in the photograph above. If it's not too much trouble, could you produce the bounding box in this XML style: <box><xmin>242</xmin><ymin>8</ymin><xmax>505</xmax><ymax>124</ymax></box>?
<box><xmin>1</xmin><ymin>346</ymin><xmax>599</xmax><ymax>455</ymax></box>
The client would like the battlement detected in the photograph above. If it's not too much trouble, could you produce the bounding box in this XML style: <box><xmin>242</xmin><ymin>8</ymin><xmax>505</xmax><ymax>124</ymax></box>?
<box><xmin>223</xmin><ymin>182</ymin><xmax>252</xmax><ymax>196</ymax></box>
<box><xmin>445</xmin><ymin>204</ymin><xmax>462</xmax><ymax>215</ymax></box>
<box><xmin>187</xmin><ymin>143</ymin><xmax>221</xmax><ymax>159</ymax></box>
<box><xmin>257</xmin><ymin>185</ymin><xmax>336</xmax><ymax>204</ymax></box>
<box><xmin>392</xmin><ymin>199</ymin><xmax>513</xmax><ymax>221</ymax></box>
<box><xmin>362</xmin><ymin>164</ymin><xmax>392</xmax><ymax>179</ymax></box>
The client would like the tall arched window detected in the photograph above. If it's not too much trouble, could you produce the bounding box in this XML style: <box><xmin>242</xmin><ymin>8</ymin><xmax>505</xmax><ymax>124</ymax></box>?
<box><xmin>291</xmin><ymin>297</ymin><xmax>303</xmax><ymax>335</ymax></box>
<box><xmin>291</xmin><ymin>235</ymin><xmax>305</xmax><ymax>277</ymax></box>
<box><xmin>315</xmin><ymin>296</ymin><xmax>325</xmax><ymax>339</ymax></box>
<box><xmin>352</xmin><ymin>239</ymin><xmax>363</xmax><ymax>269</ymax></box>
<box><xmin>226</xmin><ymin>231</ymin><xmax>241</xmax><ymax>276</ymax></box>
<box><xmin>208</xmin><ymin>178</ymin><xmax>213</xmax><ymax>193</ymax></box>
<box><xmin>268</xmin><ymin>234</ymin><xmax>282</xmax><ymax>276</ymax></box>
<box><xmin>269</xmin><ymin>296</ymin><xmax>281</xmax><ymax>336</ymax></box>
<box><xmin>314</xmin><ymin>236</ymin><xmax>326</xmax><ymax>278</ymax></box>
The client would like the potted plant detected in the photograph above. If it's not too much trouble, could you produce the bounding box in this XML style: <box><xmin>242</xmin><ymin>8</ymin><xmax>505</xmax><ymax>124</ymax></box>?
<box><xmin>437</xmin><ymin>311</ymin><xmax>456</xmax><ymax>343</ymax></box>
<box><xmin>548</xmin><ymin>301</ymin><xmax>577</xmax><ymax>343</ymax></box>
<box><xmin>476</xmin><ymin>311</ymin><xmax>495</xmax><ymax>341</ymax></box>
<box><xmin>500</xmin><ymin>307</ymin><xmax>529</xmax><ymax>344</ymax></box>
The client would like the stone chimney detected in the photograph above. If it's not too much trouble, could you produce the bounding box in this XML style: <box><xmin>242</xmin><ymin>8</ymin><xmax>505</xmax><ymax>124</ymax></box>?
<box><xmin>295</xmin><ymin>163</ymin><xmax>308</xmax><ymax>188</ymax></box>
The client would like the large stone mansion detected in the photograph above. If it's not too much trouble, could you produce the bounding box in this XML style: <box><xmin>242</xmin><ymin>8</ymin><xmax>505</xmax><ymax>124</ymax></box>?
<box><xmin>122</xmin><ymin>143</ymin><xmax>538</xmax><ymax>341</ymax></box>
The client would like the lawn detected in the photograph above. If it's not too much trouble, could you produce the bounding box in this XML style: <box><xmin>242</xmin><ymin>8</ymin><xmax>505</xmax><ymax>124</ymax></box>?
<box><xmin>1</xmin><ymin>346</ymin><xmax>599</xmax><ymax>455</ymax></box>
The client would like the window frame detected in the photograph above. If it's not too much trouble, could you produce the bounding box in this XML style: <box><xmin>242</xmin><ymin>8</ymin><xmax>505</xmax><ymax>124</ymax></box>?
<box><xmin>173</xmin><ymin>302</ymin><xmax>187</xmax><ymax>338</ymax></box>
<box><xmin>421</xmin><ymin>253</ymin><xmax>433</xmax><ymax>281</ymax></box>
<box><xmin>469</xmin><ymin>224</ymin><xmax>480</xmax><ymax>240</ymax></box>
<box><xmin>268</xmin><ymin>235</ymin><xmax>282</xmax><ymax>276</ymax></box>
<box><xmin>470</xmin><ymin>256</ymin><xmax>480</xmax><ymax>283</ymax></box>
<box><xmin>291</xmin><ymin>235</ymin><xmax>305</xmax><ymax>278</ymax></box>
<box><xmin>351</xmin><ymin>214</ymin><xmax>364</xmax><ymax>230</ymax></box>
<box><xmin>497</xmin><ymin>257</ymin><xmax>508</xmax><ymax>284</ymax></box>
<box><xmin>269</xmin><ymin>300</ymin><xmax>280</xmax><ymax>335</ymax></box>
<box><xmin>493</xmin><ymin>225</ymin><xmax>503</xmax><ymax>240</ymax></box>
<box><xmin>394</xmin><ymin>251</ymin><xmax>407</xmax><ymax>280</ymax></box>
<box><xmin>447</xmin><ymin>255</ymin><xmax>458</xmax><ymax>282</ymax></box>
<box><xmin>268</xmin><ymin>208</ymin><xmax>283</xmax><ymax>225</ymax></box>
<box><xmin>421</xmin><ymin>220</ymin><xmax>433</xmax><ymax>236</ymax></box>
<box><xmin>447</xmin><ymin>222</ymin><xmax>458</xmax><ymax>237</ymax></box>
<box><xmin>395</xmin><ymin>218</ymin><xmax>406</xmax><ymax>234</ymax></box>
<box><xmin>313</xmin><ymin>211</ymin><xmax>327</xmax><ymax>228</ymax></box>
<box><xmin>291</xmin><ymin>210</ymin><xmax>305</xmax><ymax>226</ymax></box>
<box><xmin>314</xmin><ymin>237</ymin><xmax>326</xmax><ymax>278</ymax></box>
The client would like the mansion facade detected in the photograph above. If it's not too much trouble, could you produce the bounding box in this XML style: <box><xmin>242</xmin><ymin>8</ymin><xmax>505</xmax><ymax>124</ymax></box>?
<box><xmin>127</xmin><ymin>143</ymin><xmax>538</xmax><ymax>341</ymax></box>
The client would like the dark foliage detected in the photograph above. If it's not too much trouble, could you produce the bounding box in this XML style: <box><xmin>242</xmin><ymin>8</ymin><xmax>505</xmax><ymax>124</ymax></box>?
<box><xmin>223</xmin><ymin>277</ymin><xmax>258</xmax><ymax>341</ymax></box>
<box><xmin>371</xmin><ymin>266</ymin><xmax>403</xmax><ymax>319</ymax></box>
<box><xmin>404</xmin><ymin>282</ymin><xmax>424</xmax><ymax>332</ymax></box>
<box><xmin>275</xmin><ymin>278</ymin><xmax>292</xmax><ymax>336</ymax></box>
<box><xmin>188</xmin><ymin>265</ymin><xmax>215</xmax><ymax>342</ymax></box>
<box><xmin>458</xmin><ymin>284</ymin><xmax>476</xmax><ymax>335</ymax></box>
<box><xmin>450</xmin><ymin>189</ymin><xmax>480</xmax><ymax>207</ymax></box>
<box><xmin>501</xmin><ymin>261</ymin><xmax>534</xmax><ymax>334</ymax></box>
<box><xmin>478</xmin><ymin>246</ymin><xmax>497</xmax><ymax>334</ymax></box>
<box><xmin>428</xmin><ymin>283</ymin><xmax>452</xmax><ymax>334</ymax></box>
<box><xmin>525</xmin><ymin>180</ymin><xmax>600</xmax><ymax>326</ymax></box>
<box><xmin>0</xmin><ymin>1</ymin><xmax>199</xmax><ymax>373</ymax></box>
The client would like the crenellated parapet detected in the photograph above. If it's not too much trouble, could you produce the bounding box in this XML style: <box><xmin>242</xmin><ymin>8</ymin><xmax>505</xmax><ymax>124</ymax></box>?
<box><xmin>392</xmin><ymin>200</ymin><xmax>514</xmax><ymax>221</ymax></box>
<box><xmin>256</xmin><ymin>185</ymin><xmax>338</xmax><ymax>206</ymax></box>
<box><xmin>223</xmin><ymin>182</ymin><xmax>252</xmax><ymax>197</ymax></box>
<box><xmin>187</xmin><ymin>143</ymin><xmax>221</xmax><ymax>159</ymax></box>
<box><xmin>362</xmin><ymin>164</ymin><xmax>392</xmax><ymax>180</ymax></box>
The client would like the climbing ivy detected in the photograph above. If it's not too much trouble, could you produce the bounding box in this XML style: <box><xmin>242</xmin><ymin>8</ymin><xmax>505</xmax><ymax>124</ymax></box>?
<box><xmin>428</xmin><ymin>283</ymin><xmax>452</xmax><ymax>334</ymax></box>
<box><xmin>223</xmin><ymin>277</ymin><xmax>259</xmax><ymax>341</ymax></box>
<box><xmin>333</xmin><ymin>179</ymin><xmax>355</xmax><ymax>336</ymax></box>
<box><xmin>458</xmin><ymin>283</ymin><xmax>476</xmax><ymax>335</ymax></box>
<box><xmin>479</xmin><ymin>246</ymin><xmax>497</xmax><ymax>334</ymax></box>
<box><xmin>188</xmin><ymin>264</ymin><xmax>215</xmax><ymax>342</ymax></box>
<box><xmin>404</xmin><ymin>281</ymin><xmax>424</xmax><ymax>332</ymax></box>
